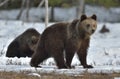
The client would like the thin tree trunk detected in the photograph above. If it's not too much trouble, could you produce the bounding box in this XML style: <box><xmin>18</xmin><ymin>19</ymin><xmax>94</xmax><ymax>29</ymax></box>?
<box><xmin>0</xmin><ymin>0</ymin><xmax>9</xmax><ymax>7</ymax></box>
<box><xmin>50</xmin><ymin>6</ymin><xmax>54</xmax><ymax>22</ymax></box>
<box><xmin>26</xmin><ymin>0</ymin><xmax>30</xmax><ymax>22</ymax></box>
<box><xmin>45</xmin><ymin>0</ymin><xmax>49</xmax><ymax>28</ymax></box>
<box><xmin>76</xmin><ymin>0</ymin><xmax>85</xmax><ymax>18</ymax></box>
<box><xmin>16</xmin><ymin>0</ymin><xmax>26</xmax><ymax>20</ymax></box>
<box><xmin>38</xmin><ymin>0</ymin><xmax>45</xmax><ymax>7</ymax></box>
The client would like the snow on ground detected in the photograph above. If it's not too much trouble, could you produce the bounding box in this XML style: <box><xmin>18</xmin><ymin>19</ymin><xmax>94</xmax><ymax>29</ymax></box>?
<box><xmin>0</xmin><ymin>20</ymin><xmax>120</xmax><ymax>75</ymax></box>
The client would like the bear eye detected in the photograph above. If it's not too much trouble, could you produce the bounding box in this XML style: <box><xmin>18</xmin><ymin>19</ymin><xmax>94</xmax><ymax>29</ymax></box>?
<box><xmin>86</xmin><ymin>24</ymin><xmax>90</xmax><ymax>28</ymax></box>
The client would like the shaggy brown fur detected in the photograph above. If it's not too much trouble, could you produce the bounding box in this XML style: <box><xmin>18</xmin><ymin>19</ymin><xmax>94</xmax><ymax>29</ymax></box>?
<box><xmin>6</xmin><ymin>28</ymin><xmax>40</xmax><ymax>58</ymax></box>
<box><xmin>30</xmin><ymin>14</ymin><xmax>97</xmax><ymax>69</ymax></box>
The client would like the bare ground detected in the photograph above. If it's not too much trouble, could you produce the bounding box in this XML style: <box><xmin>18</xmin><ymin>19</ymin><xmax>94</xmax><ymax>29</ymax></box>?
<box><xmin>0</xmin><ymin>71</ymin><xmax>120</xmax><ymax>79</ymax></box>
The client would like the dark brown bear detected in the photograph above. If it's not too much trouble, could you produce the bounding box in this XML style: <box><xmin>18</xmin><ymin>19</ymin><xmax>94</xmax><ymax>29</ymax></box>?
<box><xmin>6</xmin><ymin>28</ymin><xmax>40</xmax><ymax>58</ymax></box>
<box><xmin>30</xmin><ymin>14</ymin><xmax>97</xmax><ymax>69</ymax></box>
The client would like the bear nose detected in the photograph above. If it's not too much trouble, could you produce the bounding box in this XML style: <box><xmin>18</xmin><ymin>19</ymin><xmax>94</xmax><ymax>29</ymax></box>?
<box><xmin>92</xmin><ymin>29</ymin><xmax>95</xmax><ymax>33</ymax></box>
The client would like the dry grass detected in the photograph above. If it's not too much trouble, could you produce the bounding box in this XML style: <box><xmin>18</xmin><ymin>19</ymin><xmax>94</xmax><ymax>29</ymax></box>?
<box><xmin>0</xmin><ymin>71</ymin><xmax>39</xmax><ymax>79</ymax></box>
<box><xmin>0</xmin><ymin>71</ymin><xmax>120</xmax><ymax>79</ymax></box>
<box><xmin>40</xmin><ymin>73</ymin><xmax>120</xmax><ymax>79</ymax></box>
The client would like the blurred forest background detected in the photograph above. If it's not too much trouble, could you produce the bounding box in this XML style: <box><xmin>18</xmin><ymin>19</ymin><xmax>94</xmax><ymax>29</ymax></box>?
<box><xmin>0</xmin><ymin>0</ymin><xmax>120</xmax><ymax>9</ymax></box>
<box><xmin>0</xmin><ymin>0</ymin><xmax>120</xmax><ymax>22</ymax></box>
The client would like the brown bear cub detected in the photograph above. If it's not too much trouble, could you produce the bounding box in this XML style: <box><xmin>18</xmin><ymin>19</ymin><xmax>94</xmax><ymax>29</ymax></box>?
<box><xmin>6</xmin><ymin>28</ymin><xmax>40</xmax><ymax>58</ymax></box>
<box><xmin>30</xmin><ymin>14</ymin><xmax>97</xmax><ymax>69</ymax></box>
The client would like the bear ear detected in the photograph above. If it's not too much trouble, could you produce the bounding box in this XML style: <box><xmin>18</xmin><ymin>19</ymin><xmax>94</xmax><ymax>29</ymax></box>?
<box><xmin>80</xmin><ymin>14</ymin><xmax>87</xmax><ymax>22</ymax></box>
<box><xmin>91</xmin><ymin>14</ymin><xmax>97</xmax><ymax>20</ymax></box>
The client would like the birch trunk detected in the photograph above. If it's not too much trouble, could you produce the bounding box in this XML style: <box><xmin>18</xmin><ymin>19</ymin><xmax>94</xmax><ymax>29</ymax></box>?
<box><xmin>16</xmin><ymin>0</ymin><xmax>26</xmax><ymax>20</ymax></box>
<box><xmin>45</xmin><ymin>0</ymin><xmax>49</xmax><ymax>28</ymax></box>
<box><xmin>76</xmin><ymin>0</ymin><xmax>85</xmax><ymax>18</ymax></box>
<box><xmin>26</xmin><ymin>0</ymin><xmax>30</xmax><ymax>22</ymax></box>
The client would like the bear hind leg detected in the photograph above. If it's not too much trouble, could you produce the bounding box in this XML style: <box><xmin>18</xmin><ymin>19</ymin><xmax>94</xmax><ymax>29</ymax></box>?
<box><xmin>6</xmin><ymin>41</ymin><xmax>20</xmax><ymax>57</ymax></box>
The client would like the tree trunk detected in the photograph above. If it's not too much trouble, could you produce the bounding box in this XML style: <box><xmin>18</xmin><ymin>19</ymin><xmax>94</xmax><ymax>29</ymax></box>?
<box><xmin>76</xmin><ymin>0</ymin><xmax>85</xmax><ymax>18</ymax></box>
<box><xmin>16</xmin><ymin>0</ymin><xmax>26</xmax><ymax>20</ymax></box>
<box><xmin>0</xmin><ymin>0</ymin><xmax>9</xmax><ymax>8</ymax></box>
<box><xmin>50</xmin><ymin>6</ymin><xmax>54</xmax><ymax>22</ymax></box>
<box><xmin>38</xmin><ymin>0</ymin><xmax>45</xmax><ymax>7</ymax></box>
<box><xmin>45</xmin><ymin>0</ymin><xmax>49</xmax><ymax>28</ymax></box>
<box><xmin>26</xmin><ymin>0</ymin><xmax>30</xmax><ymax>22</ymax></box>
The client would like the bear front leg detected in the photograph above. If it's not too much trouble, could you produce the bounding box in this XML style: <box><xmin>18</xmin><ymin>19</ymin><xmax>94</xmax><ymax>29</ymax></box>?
<box><xmin>77</xmin><ymin>39</ymin><xmax>93</xmax><ymax>68</ymax></box>
<box><xmin>30</xmin><ymin>49</ymin><xmax>49</xmax><ymax>68</ymax></box>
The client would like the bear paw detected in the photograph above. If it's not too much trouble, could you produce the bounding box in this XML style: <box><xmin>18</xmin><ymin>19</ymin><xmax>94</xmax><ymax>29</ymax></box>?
<box><xmin>35</xmin><ymin>65</ymin><xmax>41</xmax><ymax>68</ymax></box>
<box><xmin>58</xmin><ymin>65</ymin><xmax>68</xmax><ymax>69</ymax></box>
<box><xmin>83</xmin><ymin>65</ymin><xmax>93</xmax><ymax>68</ymax></box>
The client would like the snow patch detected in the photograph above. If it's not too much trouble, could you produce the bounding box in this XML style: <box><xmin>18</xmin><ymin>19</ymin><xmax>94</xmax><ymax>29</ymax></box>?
<box><xmin>0</xmin><ymin>20</ymin><xmax>120</xmax><ymax>75</ymax></box>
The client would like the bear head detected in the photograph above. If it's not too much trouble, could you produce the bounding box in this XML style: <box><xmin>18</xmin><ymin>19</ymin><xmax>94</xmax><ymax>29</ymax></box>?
<box><xmin>27</xmin><ymin>35</ymin><xmax>40</xmax><ymax>51</ymax></box>
<box><xmin>76</xmin><ymin>14</ymin><xmax>97</xmax><ymax>37</ymax></box>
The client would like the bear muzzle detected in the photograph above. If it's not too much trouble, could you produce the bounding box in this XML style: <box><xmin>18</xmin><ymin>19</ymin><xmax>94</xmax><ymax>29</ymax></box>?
<box><xmin>91</xmin><ymin>29</ymin><xmax>95</xmax><ymax>34</ymax></box>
